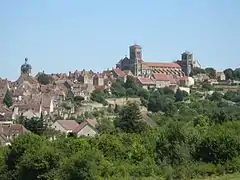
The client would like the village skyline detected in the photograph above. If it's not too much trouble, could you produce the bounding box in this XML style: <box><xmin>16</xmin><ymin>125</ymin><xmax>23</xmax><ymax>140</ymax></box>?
<box><xmin>0</xmin><ymin>45</ymin><xmax>237</xmax><ymax>81</ymax></box>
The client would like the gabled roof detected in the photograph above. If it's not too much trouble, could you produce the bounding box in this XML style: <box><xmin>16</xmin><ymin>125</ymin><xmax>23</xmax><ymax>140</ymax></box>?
<box><xmin>0</xmin><ymin>123</ymin><xmax>29</xmax><ymax>137</ymax></box>
<box><xmin>55</xmin><ymin>120</ymin><xmax>80</xmax><ymax>131</ymax></box>
<box><xmin>73</xmin><ymin>119</ymin><xmax>98</xmax><ymax>133</ymax></box>
<box><xmin>112</xmin><ymin>68</ymin><xmax>126</xmax><ymax>77</ymax></box>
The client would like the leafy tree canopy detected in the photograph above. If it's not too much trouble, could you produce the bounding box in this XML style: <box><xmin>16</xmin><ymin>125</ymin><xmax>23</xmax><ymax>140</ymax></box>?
<box><xmin>3</xmin><ymin>89</ymin><xmax>13</xmax><ymax>108</ymax></box>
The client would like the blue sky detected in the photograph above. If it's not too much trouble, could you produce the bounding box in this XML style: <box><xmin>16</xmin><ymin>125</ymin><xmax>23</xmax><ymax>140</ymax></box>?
<box><xmin>1</xmin><ymin>0</ymin><xmax>240</xmax><ymax>80</ymax></box>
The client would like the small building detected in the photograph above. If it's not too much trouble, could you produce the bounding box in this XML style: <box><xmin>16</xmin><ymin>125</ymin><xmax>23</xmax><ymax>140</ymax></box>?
<box><xmin>52</xmin><ymin>120</ymin><xmax>80</xmax><ymax>134</ymax></box>
<box><xmin>216</xmin><ymin>72</ymin><xmax>226</xmax><ymax>81</ymax></box>
<box><xmin>74</xmin><ymin>118</ymin><xmax>98</xmax><ymax>137</ymax></box>
<box><xmin>152</xmin><ymin>73</ymin><xmax>177</xmax><ymax>88</ymax></box>
<box><xmin>136</xmin><ymin>76</ymin><xmax>156</xmax><ymax>89</ymax></box>
<box><xmin>0</xmin><ymin>123</ymin><xmax>29</xmax><ymax>146</ymax></box>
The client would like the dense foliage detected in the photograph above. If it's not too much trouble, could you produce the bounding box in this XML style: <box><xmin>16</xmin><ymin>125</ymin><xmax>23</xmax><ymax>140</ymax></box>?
<box><xmin>37</xmin><ymin>72</ymin><xmax>53</xmax><ymax>85</ymax></box>
<box><xmin>2</xmin><ymin>76</ymin><xmax>240</xmax><ymax>179</ymax></box>
<box><xmin>224</xmin><ymin>68</ymin><xmax>240</xmax><ymax>80</ymax></box>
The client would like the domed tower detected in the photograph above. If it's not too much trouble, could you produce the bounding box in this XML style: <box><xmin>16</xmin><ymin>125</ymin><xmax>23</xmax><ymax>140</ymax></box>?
<box><xmin>21</xmin><ymin>57</ymin><xmax>32</xmax><ymax>76</ymax></box>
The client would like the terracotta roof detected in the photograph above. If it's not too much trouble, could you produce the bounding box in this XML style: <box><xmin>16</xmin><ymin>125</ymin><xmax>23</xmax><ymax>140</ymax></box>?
<box><xmin>137</xmin><ymin>77</ymin><xmax>155</xmax><ymax>85</ymax></box>
<box><xmin>12</xmin><ymin>104</ymin><xmax>40</xmax><ymax>112</ymax></box>
<box><xmin>153</xmin><ymin>73</ymin><xmax>177</xmax><ymax>84</ymax></box>
<box><xmin>56</xmin><ymin>120</ymin><xmax>80</xmax><ymax>131</ymax></box>
<box><xmin>142</xmin><ymin>62</ymin><xmax>181</xmax><ymax>68</ymax></box>
<box><xmin>113</xmin><ymin>68</ymin><xmax>126</xmax><ymax>77</ymax></box>
<box><xmin>0</xmin><ymin>123</ymin><xmax>28</xmax><ymax>137</ymax></box>
<box><xmin>73</xmin><ymin>119</ymin><xmax>98</xmax><ymax>133</ymax></box>
<box><xmin>153</xmin><ymin>73</ymin><xmax>171</xmax><ymax>81</ymax></box>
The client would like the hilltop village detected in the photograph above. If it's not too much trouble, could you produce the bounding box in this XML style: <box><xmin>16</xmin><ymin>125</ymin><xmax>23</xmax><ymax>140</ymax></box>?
<box><xmin>2</xmin><ymin>44</ymin><xmax>240</xmax><ymax>179</ymax></box>
<box><xmin>0</xmin><ymin>44</ymin><xmax>237</xmax><ymax>144</ymax></box>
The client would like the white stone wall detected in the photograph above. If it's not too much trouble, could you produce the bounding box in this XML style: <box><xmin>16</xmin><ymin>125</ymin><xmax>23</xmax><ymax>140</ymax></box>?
<box><xmin>77</xmin><ymin>125</ymin><xmax>97</xmax><ymax>137</ymax></box>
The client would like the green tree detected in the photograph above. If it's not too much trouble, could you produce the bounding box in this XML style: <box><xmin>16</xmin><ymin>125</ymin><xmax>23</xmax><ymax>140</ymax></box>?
<box><xmin>59</xmin><ymin>150</ymin><xmax>104</xmax><ymax>180</ymax></box>
<box><xmin>223</xmin><ymin>68</ymin><xmax>234</xmax><ymax>80</ymax></box>
<box><xmin>175</xmin><ymin>88</ymin><xmax>184</xmax><ymax>102</ymax></box>
<box><xmin>208</xmin><ymin>92</ymin><xmax>223</xmax><ymax>101</ymax></box>
<box><xmin>233</xmin><ymin>68</ymin><xmax>240</xmax><ymax>80</ymax></box>
<box><xmin>202</xmin><ymin>83</ymin><xmax>213</xmax><ymax>91</ymax></box>
<box><xmin>190</xmin><ymin>67</ymin><xmax>205</xmax><ymax>76</ymax></box>
<box><xmin>97</xmin><ymin>118</ymin><xmax>115</xmax><ymax>133</ymax></box>
<box><xmin>114</xmin><ymin>102</ymin><xmax>146</xmax><ymax>133</ymax></box>
<box><xmin>5</xmin><ymin>133</ymin><xmax>45</xmax><ymax>178</ymax></box>
<box><xmin>37</xmin><ymin>73</ymin><xmax>53</xmax><ymax>85</ymax></box>
<box><xmin>114</xmin><ymin>104</ymin><xmax>120</xmax><ymax>113</ymax></box>
<box><xmin>205</xmin><ymin>67</ymin><xmax>216</xmax><ymax>79</ymax></box>
<box><xmin>125</xmin><ymin>88</ymin><xmax>135</xmax><ymax>97</ymax></box>
<box><xmin>124</xmin><ymin>76</ymin><xmax>138</xmax><ymax>91</ymax></box>
<box><xmin>111</xmin><ymin>79</ymin><xmax>126</xmax><ymax>97</ymax></box>
<box><xmin>136</xmin><ymin>88</ymin><xmax>150</xmax><ymax>100</ymax></box>
<box><xmin>17</xmin><ymin>145</ymin><xmax>60</xmax><ymax>180</ymax></box>
<box><xmin>90</xmin><ymin>89</ymin><xmax>106</xmax><ymax>104</ymax></box>
<box><xmin>3</xmin><ymin>89</ymin><xmax>13</xmax><ymax>108</ymax></box>
<box><xmin>17</xmin><ymin>116</ymin><xmax>46</xmax><ymax>135</ymax></box>
<box><xmin>66</xmin><ymin>89</ymin><xmax>74</xmax><ymax>101</ymax></box>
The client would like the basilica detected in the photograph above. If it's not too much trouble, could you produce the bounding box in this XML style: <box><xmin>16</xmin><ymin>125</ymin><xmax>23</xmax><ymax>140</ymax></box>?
<box><xmin>116</xmin><ymin>44</ymin><xmax>201</xmax><ymax>77</ymax></box>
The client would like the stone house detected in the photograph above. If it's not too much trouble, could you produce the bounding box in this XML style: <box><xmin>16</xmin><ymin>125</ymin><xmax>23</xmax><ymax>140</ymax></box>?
<box><xmin>71</xmin><ymin>83</ymin><xmax>95</xmax><ymax>100</ymax></box>
<box><xmin>93</xmin><ymin>73</ymin><xmax>104</xmax><ymax>86</ymax></box>
<box><xmin>52</xmin><ymin>120</ymin><xmax>80</xmax><ymax>134</ymax></box>
<box><xmin>216</xmin><ymin>72</ymin><xmax>226</xmax><ymax>81</ymax></box>
<box><xmin>12</xmin><ymin>104</ymin><xmax>41</xmax><ymax>120</ymax></box>
<box><xmin>136</xmin><ymin>76</ymin><xmax>156</xmax><ymax>89</ymax></box>
<box><xmin>0</xmin><ymin>122</ymin><xmax>29</xmax><ymax>146</ymax></box>
<box><xmin>152</xmin><ymin>73</ymin><xmax>177</xmax><ymax>88</ymax></box>
<box><xmin>193</xmin><ymin>73</ymin><xmax>210</xmax><ymax>83</ymax></box>
<box><xmin>78</xmin><ymin>71</ymin><xmax>93</xmax><ymax>84</ymax></box>
<box><xmin>74</xmin><ymin>118</ymin><xmax>98</xmax><ymax>137</ymax></box>
<box><xmin>0</xmin><ymin>105</ymin><xmax>13</xmax><ymax>121</ymax></box>
<box><xmin>52</xmin><ymin>119</ymin><xmax>98</xmax><ymax>137</ymax></box>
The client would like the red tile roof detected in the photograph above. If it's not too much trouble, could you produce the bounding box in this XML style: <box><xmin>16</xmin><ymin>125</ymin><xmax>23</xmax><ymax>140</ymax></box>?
<box><xmin>153</xmin><ymin>73</ymin><xmax>171</xmax><ymax>81</ymax></box>
<box><xmin>0</xmin><ymin>123</ymin><xmax>29</xmax><ymax>137</ymax></box>
<box><xmin>142</xmin><ymin>62</ymin><xmax>181</xmax><ymax>68</ymax></box>
<box><xmin>153</xmin><ymin>73</ymin><xmax>178</xmax><ymax>84</ymax></box>
<box><xmin>113</xmin><ymin>68</ymin><xmax>126</xmax><ymax>77</ymax></box>
<box><xmin>137</xmin><ymin>77</ymin><xmax>155</xmax><ymax>85</ymax></box>
<box><xmin>56</xmin><ymin>120</ymin><xmax>80</xmax><ymax>131</ymax></box>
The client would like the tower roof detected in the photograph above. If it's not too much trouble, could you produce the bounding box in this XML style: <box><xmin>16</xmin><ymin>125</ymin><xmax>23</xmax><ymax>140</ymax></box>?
<box><xmin>21</xmin><ymin>57</ymin><xmax>32</xmax><ymax>73</ymax></box>
<box><xmin>130</xmin><ymin>44</ymin><xmax>142</xmax><ymax>48</ymax></box>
